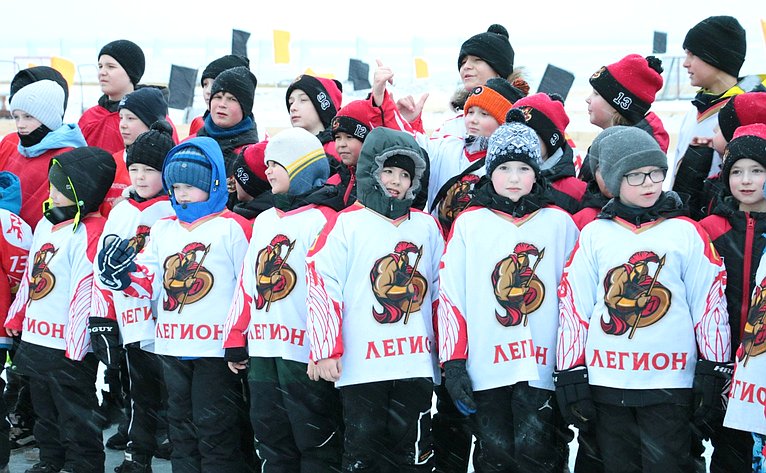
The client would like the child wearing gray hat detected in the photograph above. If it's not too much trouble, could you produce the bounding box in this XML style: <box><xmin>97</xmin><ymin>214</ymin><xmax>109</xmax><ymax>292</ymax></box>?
<box><xmin>556</xmin><ymin>125</ymin><xmax>732</xmax><ymax>473</ymax></box>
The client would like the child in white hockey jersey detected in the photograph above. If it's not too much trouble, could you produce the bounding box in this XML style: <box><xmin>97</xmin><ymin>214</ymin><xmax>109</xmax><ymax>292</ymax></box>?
<box><xmin>98</xmin><ymin>136</ymin><xmax>252</xmax><ymax>472</ymax></box>
<box><xmin>438</xmin><ymin>116</ymin><xmax>579</xmax><ymax>472</ymax></box>
<box><xmin>555</xmin><ymin>126</ymin><xmax>731</xmax><ymax>473</ymax></box>
<box><xmin>4</xmin><ymin>147</ymin><xmax>117</xmax><ymax>473</ymax></box>
<box><xmin>0</xmin><ymin>171</ymin><xmax>33</xmax><ymax>472</ymax></box>
<box><xmin>308</xmin><ymin>127</ymin><xmax>442</xmax><ymax>472</ymax></box>
<box><xmin>223</xmin><ymin>127</ymin><xmax>343</xmax><ymax>471</ymax></box>
<box><xmin>90</xmin><ymin>121</ymin><xmax>175</xmax><ymax>472</ymax></box>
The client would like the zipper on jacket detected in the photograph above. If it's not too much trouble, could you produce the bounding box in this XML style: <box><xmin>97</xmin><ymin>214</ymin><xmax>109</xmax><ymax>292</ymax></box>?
<box><xmin>740</xmin><ymin>213</ymin><xmax>755</xmax><ymax>346</ymax></box>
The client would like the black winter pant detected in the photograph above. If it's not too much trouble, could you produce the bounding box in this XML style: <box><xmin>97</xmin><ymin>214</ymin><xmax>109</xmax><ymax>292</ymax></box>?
<box><xmin>0</xmin><ymin>349</ymin><xmax>9</xmax><ymax>468</ymax></box>
<box><xmin>471</xmin><ymin>383</ymin><xmax>558</xmax><ymax>473</ymax></box>
<box><xmin>125</xmin><ymin>346</ymin><xmax>164</xmax><ymax>461</ymax></box>
<box><xmin>596</xmin><ymin>402</ymin><xmax>691</xmax><ymax>473</ymax></box>
<box><xmin>432</xmin><ymin>382</ymin><xmax>472</xmax><ymax>473</ymax></box>
<box><xmin>162</xmin><ymin>356</ymin><xmax>248</xmax><ymax>473</ymax></box>
<box><xmin>29</xmin><ymin>355</ymin><xmax>104</xmax><ymax>473</ymax></box>
<box><xmin>340</xmin><ymin>378</ymin><xmax>433</xmax><ymax>472</ymax></box>
<box><xmin>248</xmin><ymin>357</ymin><xmax>342</xmax><ymax>473</ymax></box>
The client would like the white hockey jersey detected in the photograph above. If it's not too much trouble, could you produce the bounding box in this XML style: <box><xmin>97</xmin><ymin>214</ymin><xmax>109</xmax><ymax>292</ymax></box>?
<box><xmin>724</xmin><ymin>251</ymin><xmax>766</xmax><ymax>436</ymax></box>
<box><xmin>306</xmin><ymin>203</ymin><xmax>443</xmax><ymax>387</ymax></box>
<box><xmin>124</xmin><ymin>210</ymin><xmax>251</xmax><ymax>357</ymax></box>
<box><xmin>224</xmin><ymin>204</ymin><xmax>336</xmax><ymax>363</ymax></box>
<box><xmin>439</xmin><ymin>206</ymin><xmax>578</xmax><ymax>391</ymax></box>
<box><xmin>91</xmin><ymin>196</ymin><xmax>174</xmax><ymax>349</ymax></box>
<box><xmin>6</xmin><ymin>214</ymin><xmax>105</xmax><ymax>360</ymax></box>
<box><xmin>557</xmin><ymin>216</ymin><xmax>730</xmax><ymax>390</ymax></box>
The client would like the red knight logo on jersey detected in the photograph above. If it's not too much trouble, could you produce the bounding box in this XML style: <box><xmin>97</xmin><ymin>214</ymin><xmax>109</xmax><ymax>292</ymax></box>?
<box><xmin>255</xmin><ymin>234</ymin><xmax>297</xmax><ymax>311</ymax></box>
<box><xmin>369</xmin><ymin>241</ymin><xmax>427</xmax><ymax>324</ymax></box>
<box><xmin>128</xmin><ymin>225</ymin><xmax>152</xmax><ymax>254</ymax></box>
<box><xmin>738</xmin><ymin>275</ymin><xmax>766</xmax><ymax>365</ymax></box>
<box><xmin>492</xmin><ymin>242</ymin><xmax>545</xmax><ymax>327</ymax></box>
<box><xmin>162</xmin><ymin>242</ymin><xmax>214</xmax><ymax>312</ymax></box>
<box><xmin>602</xmin><ymin>251</ymin><xmax>671</xmax><ymax>338</ymax></box>
<box><xmin>29</xmin><ymin>243</ymin><xmax>57</xmax><ymax>301</ymax></box>
<box><xmin>438</xmin><ymin>174</ymin><xmax>482</xmax><ymax>237</ymax></box>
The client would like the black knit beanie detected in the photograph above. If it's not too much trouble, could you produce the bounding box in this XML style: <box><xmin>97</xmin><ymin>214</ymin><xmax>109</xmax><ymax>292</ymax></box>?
<box><xmin>119</xmin><ymin>87</ymin><xmax>168</xmax><ymax>128</ymax></box>
<box><xmin>126</xmin><ymin>120</ymin><xmax>175</xmax><ymax>172</ymax></box>
<box><xmin>683</xmin><ymin>16</ymin><xmax>746</xmax><ymax>78</ymax></box>
<box><xmin>209</xmin><ymin>66</ymin><xmax>258</xmax><ymax>118</ymax></box>
<box><xmin>457</xmin><ymin>24</ymin><xmax>514</xmax><ymax>79</ymax></box>
<box><xmin>201</xmin><ymin>55</ymin><xmax>250</xmax><ymax>87</ymax></box>
<box><xmin>48</xmin><ymin>147</ymin><xmax>117</xmax><ymax>217</ymax></box>
<box><xmin>99</xmin><ymin>40</ymin><xmax>146</xmax><ymax>86</ymax></box>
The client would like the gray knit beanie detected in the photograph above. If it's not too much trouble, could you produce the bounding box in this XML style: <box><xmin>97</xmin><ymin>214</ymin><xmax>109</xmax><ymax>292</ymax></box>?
<box><xmin>595</xmin><ymin>126</ymin><xmax>667</xmax><ymax>197</ymax></box>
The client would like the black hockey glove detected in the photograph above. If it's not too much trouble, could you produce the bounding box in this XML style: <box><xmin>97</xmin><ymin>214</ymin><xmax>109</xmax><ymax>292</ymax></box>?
<box><xmin>443</xmin><ymin>359</ymin><xmax>477</xmax><ymax>416</ymax></box>
<box><xmin>97</xmin><ymin>235</ymin><xmax>137</xmax><ymax>291</ymax></box>
<box><xmin>692</xmin><ymin>359</ymin><xmax>733</xmax><ymax>439</ymax></box>
<box><xmin>553</xmin><ymin>366</ymin><xmax>597</xmax><ymax>432</ymax></box>
<box><xmin>88</xmin><ymin>317</ymin><xmax>122</xmax><ymax>369</ymax></box>
<box><xmin>224</xmin><ymin>347</ymin><xmax>249</xmax><ymax>364</ymax></box>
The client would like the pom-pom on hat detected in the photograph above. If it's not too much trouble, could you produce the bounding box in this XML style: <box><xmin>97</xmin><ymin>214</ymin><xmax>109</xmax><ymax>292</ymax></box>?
<box><xmin>717</xmin><ymin>92</ymin><xmax>766</xmax><ymax>143</ymax></box>
<box><xmin>683</xmin><ymin>16</ymin><xmax>747</xmax><ymax>78</ymax></box>
<box><xmin>485</xmin><ymin>116</ymin><xmax>544</xmax><ymax>177</ymax></box>
<box><xmin>285</xmin><ymin>75</ymin><xmax>343</xmax><ymax>129</ymax></box>
<box><xmin>10</xmin><ymin>80</ymin><xmax>65</xmax><ymax>131</ymax></box>
<box><xmin>164</xmin><ymin>147</ymin><xmax>213</xmax><ymax>192</ymax></box>
<box><xmin>119</xmin><ymin>87</ymin><xmax>168</xmax><ymax>128</ymax></box>
<box><xmin>458</xmin><ymin>24</ymin><xmax>514</xmax><ymax>80</ymax></box>
<box><xmin>200</xmin><ymin>55</ymin><xmax>250</xmax><ymax>87</ymax></box>
<box><xmin>509</xmin><ymin>93</ymin><xmax>570</xmax><ymax>154</ymax></box>
<box><xmin>331</xmin><ymin>100</ymin><xmax>376</xmax><ymax>141</ymax></box>
<box><xmin>233</xmin><ymin>142</ymin><xmax>270</xmax><ymax>198</ymax></box>
<box><xmin>209</xmin><ymin>66</ymin><xmax>258</xmax><ymax>118</ymax></box>
<box><xmin>99</xmin><ymin>39</ymin><xmax>145</xmax><ymax>86</ymax></box>
<box><xmin>721</xmin><ymin>124</ymin><xmax>766</xmax><ymax>193</ymax></box>
<box><xmin>464</xmin><ymin>78</ymin><xmax>524</xmax><ymax>126</ymax></box>
<box><xmin>589</xmin><ymin>54</ymin><xmax>664</xmax><ymax>124</ymax></box>
<box><xmin>265</xmin><ymin>127</ymin><xmax>330</xmax><ymax>195</ymax></box>
<box><xmin>126</xmin><ymin>120</ymin><xmax>175</xmax><ymax>172</ymax></box>
<box><xmin>10</xmin><ymin>66</ymin><xmax>69</xmax><ymax>112</ymax></box>
<box><xmin>593</xmin><ymin>126</ymin><xmax>668</xmax><ymax>197</ymax></box>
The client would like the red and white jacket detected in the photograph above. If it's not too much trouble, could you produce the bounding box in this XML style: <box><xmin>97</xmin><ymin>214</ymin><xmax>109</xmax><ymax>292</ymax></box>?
<box><xmin>0</xmin><ymin>209</ymin><xmax>33</xmax><ymax>349</ymax></box>
<box><xmin>5</xmin><ymin>213</ymin><xmax>105</xmax><ymax>360</ymax></box>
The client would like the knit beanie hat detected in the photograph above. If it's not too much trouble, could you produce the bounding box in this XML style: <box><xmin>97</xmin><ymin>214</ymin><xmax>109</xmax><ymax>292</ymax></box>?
<box><xmin>463</xmin><ymin>78</ymin><xmax>524</xmax><ymax>125</ymax></box>
<box><xmin>586</xmin><ymin>126</ymin><xmax>625</xmax><ymax>176</ymax></box>
<box><xmin>10</xmin><ymin>80</ymin><xmax>65</xmax><ymax>131</ymax></box>
<box><xmin>458</xmin><ymin>24</ymin><xmax>514</xmax><ymax>80</ymax></box>
<box><xmin>233</xmin><ymin>141</ymin><xmax>270</xmax><ymax>197</ymax></box>
<box><xmin>331</xmin><ymin>100</ymin><xmax>376</xmax><ymax>141</ymax></box>
<box><xmin>382</xmin><ymin>155</ymin><xmax>416</xmax><ymax>178</ymax></box>
<box><xmin>164</xmin><ymin>147</ymin><xmax>213</xmax><ymax>192</ymax></box>
<box><xmin>99</xmin><ymin>40</ymin><xmax>146</xmax><ymax>86</ymax></box>
<box><xmin>209</xmin><ymin>66</ymin><xmax>257</xmax><ymax>118</ymax></box>
<box><xmin>509</xmin><ymin>93</ymin><xmax>570</xmax><ymax>154</ymax></box>
<box><xmin>126</xmin><ymin>120</ymin><xmax>175</xmax><ymax>171</ymax></box>
<box><xmin>264</xmin><ymin>127</ymin><xmax>330</xmax><ymax>195</ymax></box>
<box><xmin>717</xmin><ymin>92</ymin><xmax>766</xmax><ymax>143</ymax></box>
<box><xmin>595</xmin><ymin>126</ymin><xmax>668</xmax><ymax>197</ymax></box>
<box><xmin>119</xmin><ymin>87</ymin><xmax>168</xmax><ymax>128</ymax></box>
<box><xmin>47</xmin><ymin>147</ymin><xmax>117</xmax><ymax>225</ymax></box>
<box><xmin>589</xmin><ymin>54</ymin><xmax>664</xmax><ymax>124</ymax></box>
<box><xmin>683</xmin><ymin>16</ymin><xmax>747</xmax><ymax>78</ymax></box>
<box><xmin>10</xmin><ymin>66</ymin><xmax>69</xmax><ymax>112</ymax></box>
<box><xmin>485</xmin><ymin>120</ymin><xmax>543</xmax><ymax>177</ymax></box>
<box><xmin>721</xmin><ymin>124</ymin><xmax>766</xmax><ymax>192</ymax></box>
<box><xmin>285</xmin><ymin>75</ymin><xmax>343</xmax><ymax>129</ymax></box>
<box><xmin>200</xmin><ymin>54</ymin><xmax>250</xmax><ymax>87</ymax></box>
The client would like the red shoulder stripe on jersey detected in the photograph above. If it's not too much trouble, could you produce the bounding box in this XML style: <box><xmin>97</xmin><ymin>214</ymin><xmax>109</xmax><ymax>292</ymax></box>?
<box><xmin>678</xmin><ymin>216</ymin><xmax>723</xmax><ymax>264</ymax></box>
<box><xmin>221</xmin><ymin>210</ymin><xmax>253</xmax><ymax>241</ymax></box>
<box><xmin>307</xmin><ymin>205</ymin><xmax>363</xmax><ymax>257</ymax></box>
<box><xmin>699</xmin><ymin>215</ymin><xmax>731</xmax><ymax>243</ymax></box>
<box><xmin>82</xmin><ymin>215</ymin><xmax>107</xmax><ymax>262</ymax></box>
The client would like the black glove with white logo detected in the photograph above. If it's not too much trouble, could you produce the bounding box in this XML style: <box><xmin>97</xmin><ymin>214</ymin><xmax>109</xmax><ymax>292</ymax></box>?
<box><xmin>553</xmin><ymin>366</ymin><xmax>597</xmax><ymax>432</ymax></box>
<box><xmin>97</xmin><ymin>235</ymin><xmax>137</xmax><ymax>291</ymax></box>
<box><xmin>692</xmin><ymin>359</ymin><xmax>733</xmax><ymax>439</ymax></box>
<box><xmin>443</xmin><ymin>359</ymin><xmax>477</xmax><ymax>416</ymax></box>
<box><xmin>88</xmin><ymin>317</ymin><xmax>122</xmax><ymax>369</ymax></box>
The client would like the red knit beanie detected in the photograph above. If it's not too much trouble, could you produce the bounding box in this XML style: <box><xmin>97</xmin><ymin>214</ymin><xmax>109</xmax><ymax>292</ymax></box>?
<box><xmin>718</xmin><ymin>92</ymin><xmax>766</xmax><ymax>143</ymax></box>
<box><xmin>721</xmin><ymin>124</ymin><xmax>766</xmax><ymax>192</ymax></box>
<box><xmin>331</xmin><ymin>99</ymin><xmax>377</xmax><ymax>141</ymax></box>
<box><xmin>589</xmin><ymin>54</ymin><xmax>664</xmax><ymax>124</ymax></box>
<box><xmin>234</xmin><ymin>141</ymin><xmax>269</xmax><ymax>197</ymax></box>
<box><xmin>510</xmin><ymin>93</ymin><xmax>570</xmax><ymax>153</ymax></box>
